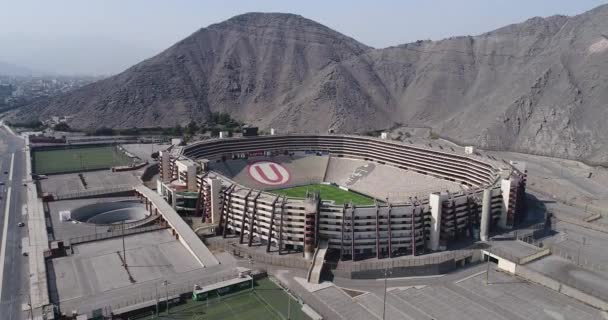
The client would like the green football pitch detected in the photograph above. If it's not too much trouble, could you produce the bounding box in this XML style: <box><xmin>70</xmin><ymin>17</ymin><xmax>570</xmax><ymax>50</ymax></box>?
<box><xmin>32</xmin><ymin>146</ymin><xmax>133</xmax><ymax>174</ymax></box>
<box><xmin>271</xmin><ymin>183</ymin><xmax>375</xmax><ymax>206</ymax></box>
<box><xmin>130</xmin><ymin>278</ymin><xmax>311</xmax><ymax>320</ymax></box>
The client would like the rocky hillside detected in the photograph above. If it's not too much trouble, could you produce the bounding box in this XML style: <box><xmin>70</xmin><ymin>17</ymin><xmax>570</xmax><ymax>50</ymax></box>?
<box><xmin>13</xmin><ymin>6</ymin><xmax>608</xmax><ymax>163</ymax></box>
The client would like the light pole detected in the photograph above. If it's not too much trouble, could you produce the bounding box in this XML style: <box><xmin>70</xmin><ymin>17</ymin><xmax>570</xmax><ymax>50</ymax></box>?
<box><xmin>577</xmin><ymin>237</ymin><xmax>586</xmax><ymax>266</ymax></box>
<box><xmin>122</xmin><ymin>220</ymin><xmax>127</xmax><ymax>267</ymax></box>
<box><xmin>486</xmin><ymin>257</ymin><xmax>490</xmax><ymax>285</ymax></box>
<box><xmin>485</xmin><ymin>250</ymin><xmax>494</xmax><ymax>286</ymax></box>
<box><xmin>155</xmin><ymin>282</ymin><xmax>159</xmax><ymax>318</ymax></box>
<box><xmin>163</xmin><ymin>280</ymin><xmax>170</xmax><ymax>314</ymax></box>
<box><xmin>382</xmin><ymin>267</ymin><xmax>391</xmax><ymax>320</ymax></box>
<box><xmin>287</xmin><ymin>293</ymin><xmax>292</xmax><ymax>320</ymax></box>
<box><xmin>19</xmin><ymin>293</ymin><xmax>33</xmax><ymax>320</ymax></box>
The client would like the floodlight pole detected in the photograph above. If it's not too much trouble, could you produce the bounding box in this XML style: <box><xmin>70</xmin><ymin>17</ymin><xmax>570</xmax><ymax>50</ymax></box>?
<box><xmin>382</xmin><ymin>268</ymin><xmax>389</xmax><ymax>320</ymax></box>
<box><xmin>27</xmin><ymin>293</ymin><xmax>33</xmax><ymax>320</ymax></box>
<box><xmin>18</xmin><ymin>293</ymin><xmax>33</xmax><ymax>320</ymax></box>
<box><xmin>485</xmin><ymin>255</ymin><xmax>490</xmax><ymax>285</ymax></box>
<box><xmin>155</xmin><ymin>283</ymin><xmax>159</xmax><ymax>318</ymax></box>
<box><xmin>164</xmin><ymin>280</ymin><xmax>170</xmax><ymax>314</ymax></box>
<box><xmin>288</xmin><ymin>293</ymin><xmax>292</xmax><ymax>320</ymax></box>
<box><xmin>122</xmin><ymin>220</ymin><xmax>127</xmax><ymax>267</ymax></box>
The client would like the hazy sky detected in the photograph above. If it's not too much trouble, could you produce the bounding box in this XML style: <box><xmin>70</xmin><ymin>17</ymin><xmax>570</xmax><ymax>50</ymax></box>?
<box><xmin>1</xmin><ymin>0</ymin><xmax>605</xmax><ymax>75</ymax></box>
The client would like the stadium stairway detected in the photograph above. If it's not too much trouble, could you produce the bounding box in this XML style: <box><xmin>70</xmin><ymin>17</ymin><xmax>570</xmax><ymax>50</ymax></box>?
<box><xmin>321</xmin><ymin>155</ymin><xmax>332</xmax><ymax>182</ymax></box>
<box><xmin>307</xmin><ymin>239</ymin><xmax>329</xmax><ymax>284</ymax></box>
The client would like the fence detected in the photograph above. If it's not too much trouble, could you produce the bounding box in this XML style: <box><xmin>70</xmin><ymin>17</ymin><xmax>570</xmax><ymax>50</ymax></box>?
<box><xmin>514</xmin><ymin>265</ymin><xmax>608</xmax><ymax>310</ymax></box>
<box><xmin>326</xmin><ymin>250</ymin><xmax>477</xmax><ymax>279</ymax></box>
<box><xmin>207</xmin><ymin>240</ymin><xmax>312</xmax><ymax>270</ymax></box>
<box><xmin>533</xmin><ymin>186</ymin><xmax>608</xmax><ymax>220</ymax></box>
<box><xmin>85</xmin><ymin>271</ymin><xmax>242</xmax><ymax>318</ymax></box>
<box><xmin>513</xmin><ymin>221</ymin><xmax>549</xmax><ymax>248</ymax></box>
<box><xmin>268</xmin><ymin>275</ymin><xmax>335</xmax><ymax>320</ymax></box>
<box><xmin>552</xmin><ymin>211</ymin><xmax>608</xmax><ymax>234</ymax></box>
<box><xmin>109</xmin><ymin>213</ymin><xmax>161</xmax><ymax>231</ymax></box>
<box><xmin>54</xmin><ymin>185</ymin><xmax>134</xmax><ymax>200</ymax></box>
<box><xmin>550</xmin><ymin>244</ymin><xmax>607</xmax><ymax>274</ymax></box>
<box><xmin>68</xmin><ymin>224</ymin><xmax>167</xmax><ymax>245</ymax></box>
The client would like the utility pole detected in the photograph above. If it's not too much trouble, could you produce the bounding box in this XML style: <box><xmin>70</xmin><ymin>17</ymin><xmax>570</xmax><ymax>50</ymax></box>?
<box><xmin>155</xmin><ymin>283</ymin><xmax>159</xmax><ymax>318</ymax></box>
<box><xmin>577</xmin><ymin>237</ymin><xmax>586</xmax><ymax>266</ymax></box>
<box><xmin>287</xmin><ymin>294</ymin><xmax>292</xmax><ymax>320</ymax></box>
<box><xmin>27</xmin><ymin>294</ymin><xmax>33</xmax><ymax>320</ymax></box>
<box><xmin>164</xmin><ymin>280</ymin><xmax>170</xmax><ymax>314</ymax></box>
<box><xmin>77</xmin><ymin>153</ymin><xmax>84</xmax><ymax>171</ymax></box>
<box><xmin>485</xmin><ymin>254</ymin><xmax>491</xmax><ymax>285</ymax></box>
<box><xmin>122</xmin><ymin>220</ymin><xmax>127</xmax><ymax>267</ymax></box>
<box><xmin>19</xmin><ymin>293</ymin><xmax>33</xmax><ymax>320</ymax></box>
<box><xmin>382</xmin><ymin>268</ymin><xmax>390</xmax><ymax>320</ymax></box>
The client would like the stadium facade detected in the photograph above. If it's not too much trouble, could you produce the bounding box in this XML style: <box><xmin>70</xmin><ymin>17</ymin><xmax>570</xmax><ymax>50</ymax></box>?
<box><xmin>157</xmin><ymin>134</ymin><xmax>527</xmax><ymax>261</ymax></box>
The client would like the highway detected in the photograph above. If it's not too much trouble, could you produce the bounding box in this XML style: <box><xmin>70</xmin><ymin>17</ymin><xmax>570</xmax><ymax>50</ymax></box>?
<box><xmin>0</xmin><ymin>125</ymin><xmax>28</xmax><ymax>320</ymax></box>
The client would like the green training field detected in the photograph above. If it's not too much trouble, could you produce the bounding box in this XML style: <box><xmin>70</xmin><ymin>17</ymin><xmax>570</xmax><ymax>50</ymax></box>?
<box><xmin>131</xmin><ymin>278</ymin><xmax>311</xmax><ymax>320</ymax></box>
<box><xmin>271</xmin><ymin>183</ymin><xmax>375</xmax><ymax>206</ymax></box>
<box><xmin>32</xmin><ymin>146</ymin><xmax>133</xmax><ymax>174</ymax></box>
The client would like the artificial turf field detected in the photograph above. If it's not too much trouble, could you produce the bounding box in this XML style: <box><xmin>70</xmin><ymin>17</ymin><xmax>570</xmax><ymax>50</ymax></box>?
<box><xmin>271</xmin><ymin>183</ymin><xmax>375</xmax><ymax>205</ymax></box>
<box><xmin>32</xmin><ymin>146</ymin><xmax>133</xmax><ymax>174</ymax></box>
<box><xmin>131</xmin><ymin>278</ymin><xmax>311</xmax><ymax>320</ymax></box>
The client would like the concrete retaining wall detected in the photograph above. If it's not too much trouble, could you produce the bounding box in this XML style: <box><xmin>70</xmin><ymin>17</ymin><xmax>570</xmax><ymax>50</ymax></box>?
<box><xmin>553</xmin><ymin>212</ymin><xmax>608</xmax><ymax>234</ymax></box>
<box><xmin>518</xmin><ymin>248</ymin><xmax>551</xmax><ymax>265</ymax></box>
<box><xmin>330</xmin><ymin>250</ymin><xmax>478</xmax><ymax>279</ymax></box>
<box><xmin>141</xmin><ymin>163</ymin><xmax>159</xmax><ymax>182</ymax></box>
<box><xmin>206</xmin><ymin>240</ymin><xmax>311</xmax><ymax>270</ymax></box>
<box><xmin>70</xmin><ymin>200</ymin><xmax>147</xmax><ymax>224</ymax></box>
<box><xmin>112</xmin><ymin>160</ymin><xmax>148</xmax><ymax>172</ymax></box>
<box><xmin>514</xmin><ymin>265</ymin><xmax>608</xmax><ymax>311</ymax></box>
<box><xmin>335</xmin><ymin>260</ymin><xmax>458</xmax><ymax>279</ymax></box>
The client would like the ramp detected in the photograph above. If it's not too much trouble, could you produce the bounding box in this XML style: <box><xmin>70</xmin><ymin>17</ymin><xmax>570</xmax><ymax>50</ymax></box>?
<box><xmin>308</xmin><ymin>239</ymin><xmax>329</xmax><ymax>284</ymax></box>
<box><xmin>135</xmin><ymin>186</ymin><xmax>219</xmax><ymax>267</ymax></box>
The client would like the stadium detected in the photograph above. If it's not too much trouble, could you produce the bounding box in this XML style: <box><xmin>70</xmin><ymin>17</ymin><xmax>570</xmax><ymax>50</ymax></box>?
<box><xmin>157</xmin><ymin>134</ymin><xmax>527</xmax><ymax>261</ymax></box>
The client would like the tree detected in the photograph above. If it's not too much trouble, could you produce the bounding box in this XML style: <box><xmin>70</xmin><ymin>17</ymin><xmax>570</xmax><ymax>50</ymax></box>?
<box><xmin>53</xmin><ymin>123</ymin><xmax>71</xmax><ymax>132</ymax></box>
<box><xmin>94</xmin><ymin>127</ymin><xmax>115</xmax><ymax>136</ymax></box>
<box><xmin>210</xmin><ymin>128</ymin><xmax>220</xmax><ymax>137</ymax></box>
<box><xmin>186</xmin><ymin>121</ymin><xmax>199</xmax><ymax>135</ymax></box>
<box><xmin>209</xmin><ymin>112</ymin><xmax>219</xmax><ymax>124</ymax></box>
<box><xmin>175</xmin><ymin>124</ymin><xmax>183</xmax><ymax>136</ymax></box>
<box><xmin>218</xmin><ymin>113</ymin><xmax>231</xmax><ymax>125</ymax></box>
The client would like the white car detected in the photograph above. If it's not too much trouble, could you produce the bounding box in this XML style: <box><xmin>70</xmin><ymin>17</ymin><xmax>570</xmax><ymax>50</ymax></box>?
<box><xmin>17</xmin><ymin>222</ymin><xmax>25</xmax><ymax>227</ymax></box>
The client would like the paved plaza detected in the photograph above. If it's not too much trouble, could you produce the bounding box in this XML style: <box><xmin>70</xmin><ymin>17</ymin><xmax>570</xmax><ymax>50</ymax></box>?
<box><xmin>48</xmin><ymin>230</ymin><xmax>235</xmax><ymax>315</ymax></box>
<box><xmin>303</xmin><ymin>264</ymin><xmax>604</xmax><ymax>320</ymax></box>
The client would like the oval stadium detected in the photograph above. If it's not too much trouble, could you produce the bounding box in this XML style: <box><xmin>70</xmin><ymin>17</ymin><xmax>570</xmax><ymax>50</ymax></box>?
<box><xmin>157</xmin><ymin>134</ymin><xmax>527</xmax><ymax>261</ymax></box>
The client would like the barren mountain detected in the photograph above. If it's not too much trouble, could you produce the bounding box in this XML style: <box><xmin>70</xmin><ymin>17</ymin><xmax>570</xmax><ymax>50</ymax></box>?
<box><xmin>12</xmin><ymin>6</ymin><xmax>608</xmax><ymax>163</ymax></box>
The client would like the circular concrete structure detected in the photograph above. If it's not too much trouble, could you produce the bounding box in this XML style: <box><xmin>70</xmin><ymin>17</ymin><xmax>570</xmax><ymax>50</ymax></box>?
<box><xmin>71</xmin><ymin>200</ymin><xmax>148</xmax><ymax>225</ymax></box>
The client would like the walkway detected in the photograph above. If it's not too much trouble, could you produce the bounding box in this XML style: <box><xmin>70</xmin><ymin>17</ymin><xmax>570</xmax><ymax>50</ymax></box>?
<box><xmin>134</xmin><ymin>186</ymin><xmax>219</xmax><ymax>267</ymax></box>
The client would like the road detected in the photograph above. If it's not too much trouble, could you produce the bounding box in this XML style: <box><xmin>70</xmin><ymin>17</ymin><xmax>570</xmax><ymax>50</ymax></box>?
<box><xmin>0</xmin><ymin>124</ymin><xmax>28</xmax><ymax>320</ymax></box>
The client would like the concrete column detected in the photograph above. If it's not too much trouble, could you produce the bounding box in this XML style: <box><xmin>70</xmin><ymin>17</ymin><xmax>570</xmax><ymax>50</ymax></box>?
<box><xmin>303</xmin><ymin>197</ymin><xmax>318</xmax><ymax>260</ymax></box>
<box><xmin>266</xmin><ymin>196</ymin><xmax>279</xmax><ymax>253</ymax></box>
<box><xmin>186</xmin><ymin>165</ymin><xmax>197</xmax><ymax>192</ymax></box>
<box><xmin>170</xmin><ymin>189</ymin><xmax>177</xmax><ymax>209</ymax></box>
<box><xmin>500</xmin><ymin>179</ymin><xmax>512</xmax><ymax>229</ymax></box>
<box><xmin>160</xmin><ymin>151</ymin><xmax>170</xmax><ymax>182</ymax></box>
<box><xmin>156</xmin><ymin>179</ymin><xmax>163</xmax><ymax>196</ymax></box>
<box><xmin>480</xmin><ymin>189</ymin><xmax>492</xmax><ymax>241</ymax></box>
<box><xmin>428</xmin><ymin>192</ymin><xmax>445</xmax><ymax>251</ymax></box>
<box><xmin>208</xmin><ymin>178</ymin><xmax>222</xmax><ymax>224</ymax></box>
